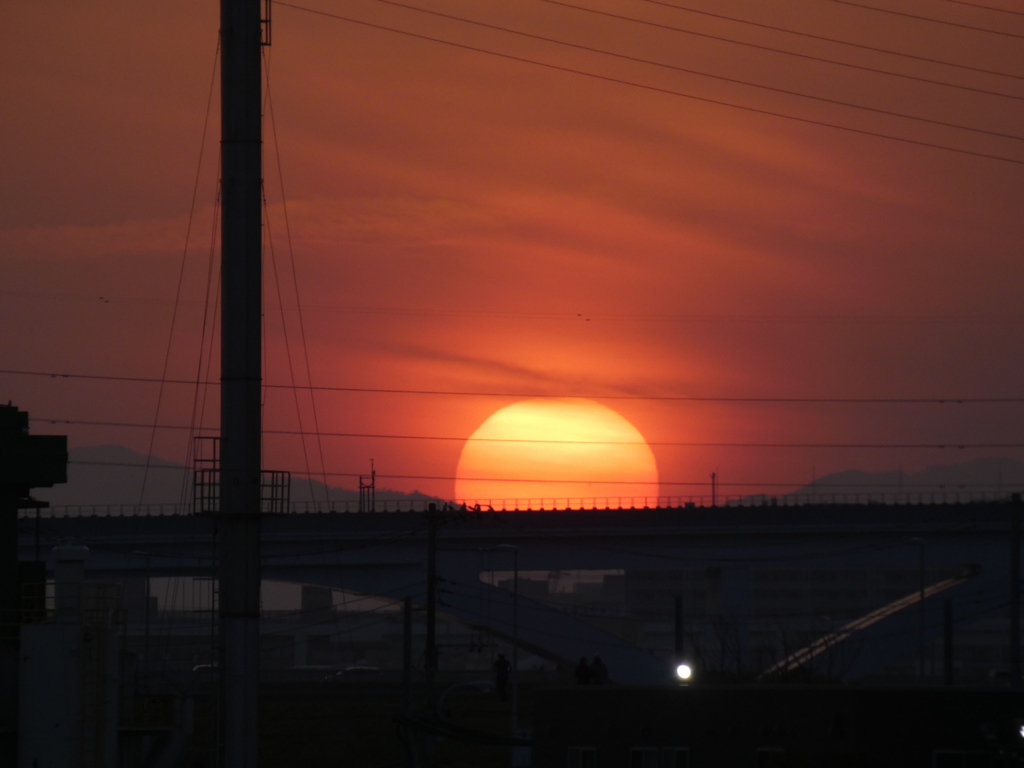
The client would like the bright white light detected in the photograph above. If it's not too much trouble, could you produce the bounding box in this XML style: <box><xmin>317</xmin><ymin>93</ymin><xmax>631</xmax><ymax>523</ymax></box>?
<box><xmin>1018</xmin><ymin>724</ymin><xmax>1024</xmax><ymax>739</ymax></box>
<box><xmin>675</xmin><ymin>664</ymin><xmax>692</xmax><ymax>681</ymax></box>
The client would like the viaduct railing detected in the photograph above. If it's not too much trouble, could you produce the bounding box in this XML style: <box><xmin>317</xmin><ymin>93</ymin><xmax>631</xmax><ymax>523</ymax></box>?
<box><xmin>16</xmin><ymin>491</ymin><xmax>1019</xmax><ymax>519</ymax></box>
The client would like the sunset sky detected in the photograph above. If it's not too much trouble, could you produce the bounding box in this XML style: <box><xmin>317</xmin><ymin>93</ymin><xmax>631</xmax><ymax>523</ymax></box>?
<box><xmin>2</xmin><ymin>0</ymin><xmax>1023</xmax><ymax>504</ymax></box>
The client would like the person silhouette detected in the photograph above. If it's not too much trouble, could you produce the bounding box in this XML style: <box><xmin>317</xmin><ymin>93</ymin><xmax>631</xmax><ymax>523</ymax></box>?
<box><xmin>591</xmin><ymin>655</ymin><xmax>608</xmax><ymax>685</ymax></box>
<box><xmin>575</xmin><ymin>656</ymin><xmax>593</xmax><ymax>685</ymax></box>
<box><xmin>494</xmin><ymin>653</ymin><xmax>511</xmax><ymax>701</ymax></box>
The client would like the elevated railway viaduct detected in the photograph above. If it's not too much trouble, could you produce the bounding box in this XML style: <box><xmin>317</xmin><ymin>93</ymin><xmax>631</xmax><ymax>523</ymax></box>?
<box><xmin>17</xmin><ymin>501</ymin><xmax>1020</xmax><ymax>683</ymax></box>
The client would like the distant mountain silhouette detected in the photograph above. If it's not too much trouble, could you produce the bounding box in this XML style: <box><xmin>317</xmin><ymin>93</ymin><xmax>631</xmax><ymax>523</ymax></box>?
<box><xmin>35</xmin><ymin>444</ymin><xmax>444</xmax><ymax>508</ymax></box>
<box><xmin>788</xmin><ymin>456</ymin><xmax>1024</xmax><ymax>498</ymax></box>
<box><xmin>37</xmin><ymin>446</ymin><xmax>1023</xmax><ymax>508</ymax></box>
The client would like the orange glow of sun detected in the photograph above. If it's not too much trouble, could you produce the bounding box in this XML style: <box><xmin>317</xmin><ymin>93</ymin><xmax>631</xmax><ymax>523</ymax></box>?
<box><xmin>454</xmin><ymin>399</ymin><xmax>659</xmax><ymax>510</ymax></box>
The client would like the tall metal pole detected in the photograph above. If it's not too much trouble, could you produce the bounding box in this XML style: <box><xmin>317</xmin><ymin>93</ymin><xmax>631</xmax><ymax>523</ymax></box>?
<box><xmin>403</xmin><ymin>596</ymin><xmax>413</xmax><ymax>719</ymax></box>
<box><xmin>911</xmin><ymin>537</ymin><xmax>925</xmax><ymax>679</ymax></box>
<box><xmin>144</xmin><ymin>556</ymin><xmax>151</xmax><ymax>665</ymax></box>
<box><xmin>674</xmin><ymin>594</ymin><xmax>684</xmax><ymax>661</ymax></box>
<box><xmin>511</xmin><ymin>549</ymin><xmax>519</xmax><ymax>734</ymax></box>
<box><xmin>219</xmin><ymin>0</ymin><xmax>264</xmax><ymax>764</ymax></box>
<box><xmin>496</xmin><ymin>544</ymin><xmax>519</xmax><ymax>734</ymax></box>
<box><xmin>402</xmin><ymin>596</ymin><xmax>417</xmax><ymax>768</ymax></box>
<box><xmin>919</xmin><ymin>541</ymin><xmax>925</xmax><ymax>678</ymax></box>
<box><xmin>943</xmin><ymin>596</ymin><xmax>953</xmax><ymax>687</ymax></box>
<box><xmin>425</xmin><ymin>505</ymin><xmax>438</xmax><ymax>687</ymax></box>
<box><xmin>1011</xmin><ymin>502</ymin><xmax>1021</xmax><ymax>687</ymax></box>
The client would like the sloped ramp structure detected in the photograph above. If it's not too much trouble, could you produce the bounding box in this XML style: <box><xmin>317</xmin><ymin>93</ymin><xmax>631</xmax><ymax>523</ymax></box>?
<box><xmin>761</xmin><ymin>566</ymin><xmax>982</xmax><ymax>681</ymax></box>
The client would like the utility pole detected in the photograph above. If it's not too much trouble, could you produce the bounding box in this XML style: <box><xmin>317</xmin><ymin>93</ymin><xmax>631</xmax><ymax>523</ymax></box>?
<box><xmin>674</xmin><ymin>594</ymin><xmax>684</xmax><ymax>661</ymax></box>
<box><xmin>943</xmin><ymin>596</ymin><xmax>953</xmax><ymax>687</ymax></box>
<box><xmin>144</xmin><ymin>556</ymin><xmax>151</xmax><ymax>665</ymax></box>
<box><xmin>511</xmin><ymin>554</ymin><xmax>518</xmax><ymax>735</ymax></box>
<box><xmin>496</xmin><ymin>544</ymin><xmax>520</xmax><ymax>734</ymax></box>
<box><xmin>218</xmin><ymin>0</ymin><xmax>266</xmax><ymax>764</ymax></box>
<box><xmin>402</xmin><ymin>595</ymin><xmax>417</xmax><ymax>768</ymax></box>
<box><xmin>1011</xmin><ymin>499</ymin><xmax>1021</xmax><ymax>688</ymax></box>
<box><xmin>359</xmin><ymin>461</ymin><xmax>376</xmax><ymax>513</ymax></box>
<box><xmin>403</xmin><ymin>596</ymin><xmax>413</xmax><ymax>719</ymax></box>
<box><xmin>425</xmin><ymin>504</ymin><xmax>438</xmax><ymax>686</ymax></box>
<box><xmin>911</xmin><ymin>537</ymin><xmax>925</xmax><ymax>679</ymax></box>
<box><xmin>919</xmin><ymin>541</ymin><xmax>925</xmax><ymax>679</ymax></box>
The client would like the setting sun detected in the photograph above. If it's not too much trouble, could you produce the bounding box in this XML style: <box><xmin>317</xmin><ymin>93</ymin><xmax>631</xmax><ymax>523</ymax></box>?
<box><xmin>454</xmin><ymin>399</ymin><xmax>659</xmax><ymax>510</ymax></box>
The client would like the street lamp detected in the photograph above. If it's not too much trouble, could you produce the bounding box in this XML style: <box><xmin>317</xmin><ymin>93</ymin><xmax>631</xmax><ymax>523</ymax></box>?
<box><xmin>675</xmin><ymin>663</ymin><xmax>693</xmax><ymax>683</ymax></box>
<box><xmin>496</xmin><ymin>544</ymin><xmax>520</xmax><ymax>733</ymax></box>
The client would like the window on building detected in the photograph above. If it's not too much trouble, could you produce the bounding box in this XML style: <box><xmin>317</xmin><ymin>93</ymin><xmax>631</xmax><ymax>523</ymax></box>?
<box><xmin>568</xmin><ymin>746</ymin><xmax>596</xmax><ymax>768</ymax></box>
<box><xmin>661</xmin><ymin>747</ymin><xmax>690</xmax><ymax>768</ymax></box>
<box><xmin>629</xmin><ymin>748</ymin><xmax>658</xmax><ymax>768</ymax></box>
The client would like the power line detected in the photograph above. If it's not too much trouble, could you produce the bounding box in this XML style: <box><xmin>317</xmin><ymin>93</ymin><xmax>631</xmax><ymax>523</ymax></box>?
<box><xmin>138</xmin><ymin>37</ymin><xmax>221</xmax><ymax>506</ymax></box>
<box><xmin>7</xmin><ymin>368</ymin><xmax>1023</xmax><ymax>404</ymax></box>
<box><xmin>61</xmin><ymin>461</ymin><xmax>1024</xmax><ymax>487</ymax></box>
<box><xmin>10</xmin><ymin>292</ymin><xmax>1024</xmax><ymax>325</ymax></box>
<box><xmin>538</xmin><ymin>0</ymin><xmax>1024</xmax><ymax>100</ymax></box>
<box><xmin>265</xmin><ymin>56</ymin><xmax>334</xmax><ymax>503</ymax></box>
<box><xmin>272</xmin><ymin>1</ymin><xmax>1024</xmax><ymax>165</ymax></box>
<box><xmin>178</xmin><ymin>153</ymin><xmax>222</xmax><ymax>508</ymax></box>
<box><xmin>937</xmin><ymin>0</ymin><xmax>1024</xmax><ymax>17</ymax></box>
<box><xmin>369</xmin><ymin>0</ymin><xmax>1024</xmax><ymax>142</ymax></box>
<box><xmin>640</xmin><ymin>0</ymin><xmax>1024</xmax><ymax>81</ymax></box>
<box><xmin>263</xmin><ymin>145</ymin><xmax>318</xmax><ymax>500</ymax></box>
<box><xmin>829</xmin><ymin>0</ymin><xmax>1024</xmax><ymax>38</ymax></box>
<box><xmin>37</xmin><ymin>417</ymin><xmax>1024</xmax><ymax>450</ymax></box>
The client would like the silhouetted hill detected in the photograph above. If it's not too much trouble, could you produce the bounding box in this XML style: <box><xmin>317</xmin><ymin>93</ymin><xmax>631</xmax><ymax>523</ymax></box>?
<box><xmin>788</xmin><ymin>456</ymin><xmax>1024</xmax><ymax>498</ymax></box>
<box><xmin>36</xmin><ymin>446</ymin><xmax>1024</xmax><ymax>508</ymax></box>
<box><xmin>34</xmin><ymin>444</ymin><xmax>444</xmax><ymax>508</ymax></box>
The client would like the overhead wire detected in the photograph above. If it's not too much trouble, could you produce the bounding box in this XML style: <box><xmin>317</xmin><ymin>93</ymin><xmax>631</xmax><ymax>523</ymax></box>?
<box><xmin>193</xmin><ymin>212</ymin><xmax>223</xmax><ymax>472</ymax></box>
<box><xmin>538</xmin><ymin>0</ymin><xmax>1024</xmax><ymax>101</ymax></box>
<box><xmin>262</xmin><ymin>136</ymin><xmax>318</xmax><ymax>500</ymax></box>
<box><xmin>9</xmin><ymin>291</ymin><xmax>1024</xmax><ymax>324</ymax></box>
<box><xmin>138</xmin><ymin>36</ymin><xmax>222</xmax><ymax>506</ymax></box>
<box><xmin>7</xmin><ymin>368</ymin><xmax>1024</xmax><ymax>403</ymax></box>
<box><xmin>639</xmin><ymin>0</ymin><xmax>1024</xmax><ymax>81</ymax></box>
<box><xmin>264</xmin><ymin>194</ymin><xmax>318</xmax><ymax>500</ymax></box>
<box><xmin>60</xmin><ymin>459</ymin><xmax>1024</xmax><ymax>490</ymax></box>
<box><xmin>260</xmin><ymin>138</ymin><xmax>273</xmax><ymax>448</ymax></box>
<box><xmin>272</xmin><ymin>1</ymin><xmax>1024</xmax><ymax>166</ymax></box>
<box><xmin>37</xmin><ymin>418</ymin><xmax>1024</xmax><ymax>450</ymax></box>
<box><xmin>264</xmin><ymin>49</ymin><xmax>334</xmax><ymax>505</ymax></box>
<box><xmin>548</xmin><ymin>1</ymin><xmax>1024</xmax><ymax>100</ymax></box>
<box><xmin>132</xmin><ymin>31</ymin><xmax>222</xmax><ymax>657</ymax></box>
<box><xmin>936</xmin><ymin>0</ymin><xmax>1024</xmax><ymax>17</ymax></box>
<box><xmin>829</xmin><ymin>0</ymin><xmax>1024</xmax><ymax>38</ymax></box>
<box><xmin>178</xmin><ymin>139</ymin><xmax>223</xmax><ymax>508</ymax></box>
<box><xmin>368</xmin><ymin>0</ymin><xmax>1024</xmax><ymax>142</ymax></box>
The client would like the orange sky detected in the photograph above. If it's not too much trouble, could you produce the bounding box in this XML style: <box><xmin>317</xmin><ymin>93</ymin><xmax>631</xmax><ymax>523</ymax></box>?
<box><xmin>2</xmin><ymin>0</ymin><xmax>1023</xmax><ymax>503</ymax></box>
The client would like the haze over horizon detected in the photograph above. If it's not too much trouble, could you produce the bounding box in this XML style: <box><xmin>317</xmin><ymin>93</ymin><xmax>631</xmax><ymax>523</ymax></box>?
<box><xmin>3</xmin><ymin>0</ymin><xmax>1023</xmax><ymax>500</ymax></box>
<box><xmin>32</xmin><ymin>444</ymin><xmax>1024</xmax><ymax>508</ymax></box>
